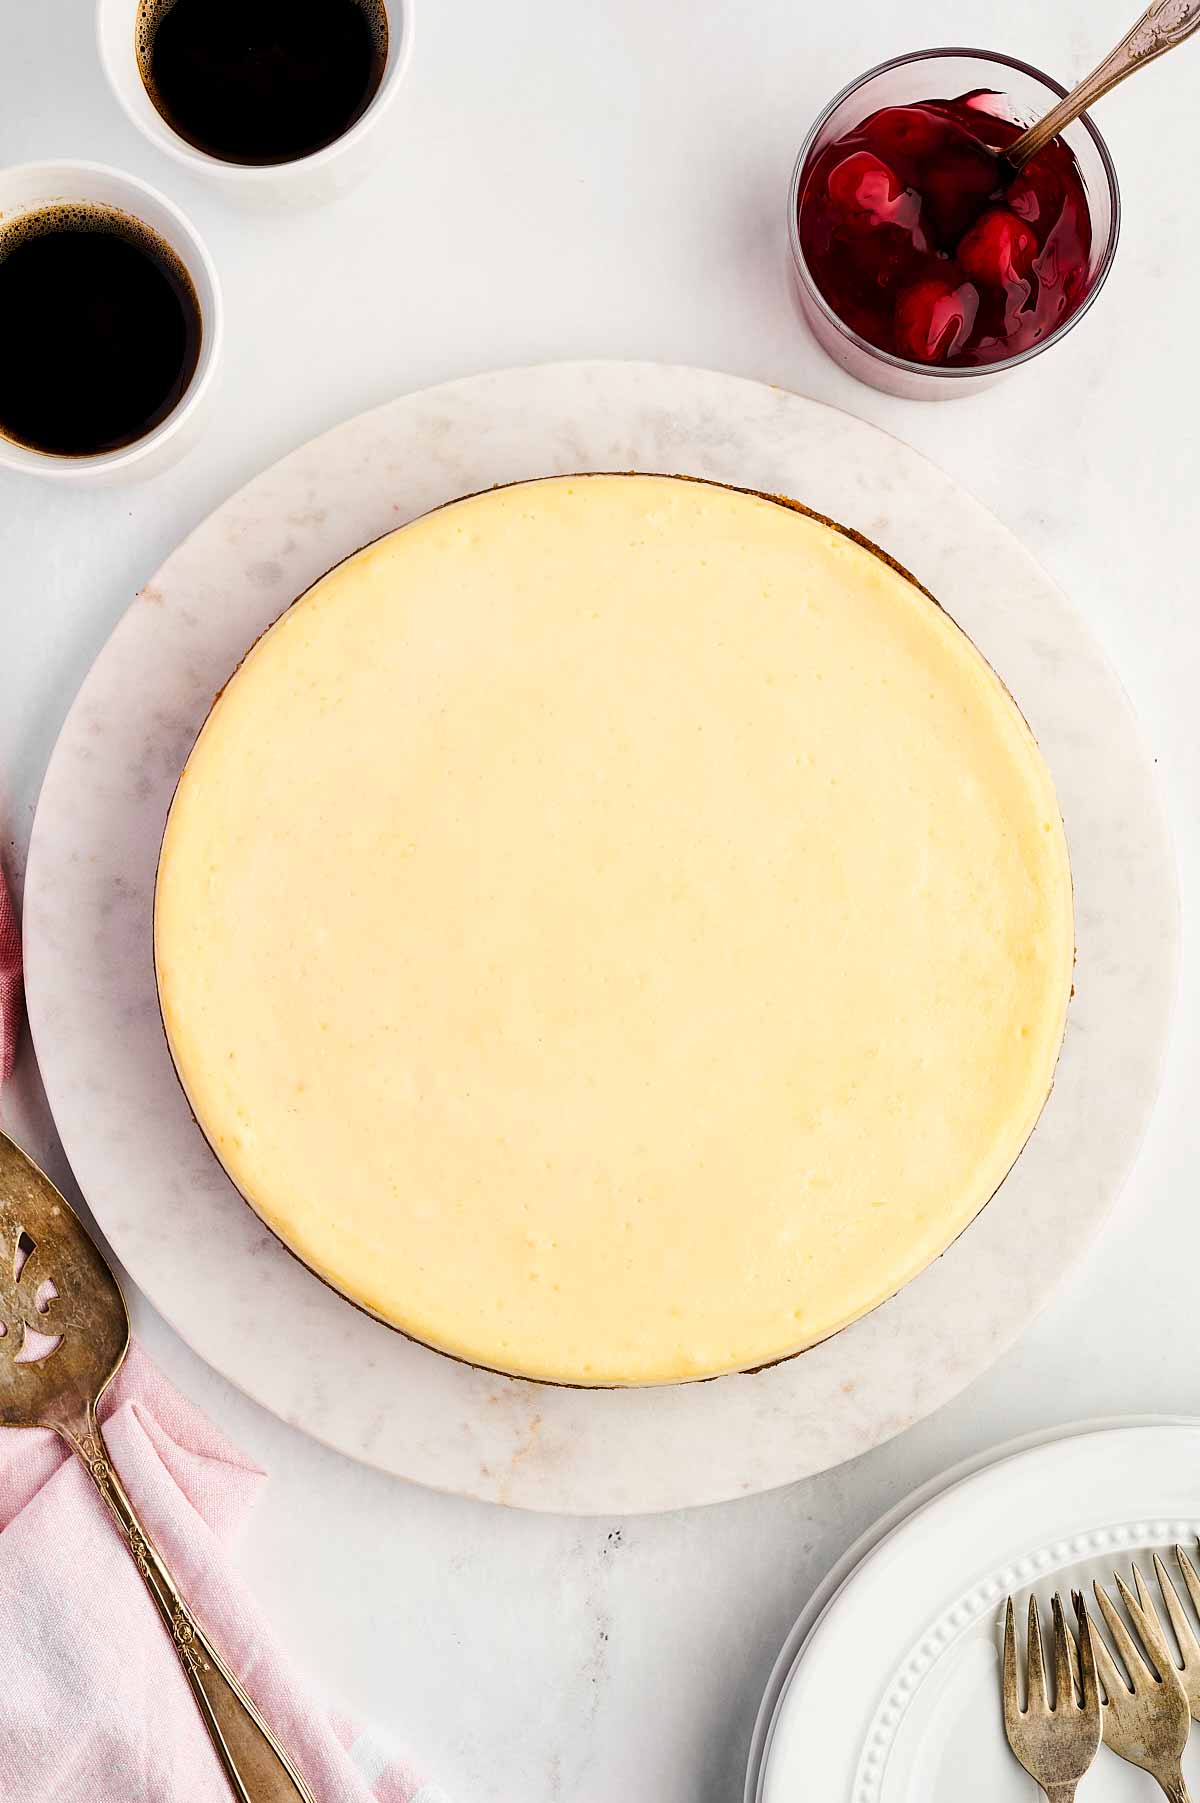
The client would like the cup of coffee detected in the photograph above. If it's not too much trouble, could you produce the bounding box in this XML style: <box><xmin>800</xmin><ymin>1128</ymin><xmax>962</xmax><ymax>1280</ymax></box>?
<box><xmin>0</xmin><ymin>161</ymin><xmax>222</xmax><ymax>483</ymax></box>
<box><xmin>96</xmin><ymin>0</ymin><xmax>413</xmax><ymax>202</ymax></box>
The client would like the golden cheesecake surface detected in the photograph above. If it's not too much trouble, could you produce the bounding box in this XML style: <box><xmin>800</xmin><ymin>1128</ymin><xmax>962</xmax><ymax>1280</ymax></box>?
<box><xmin>155</xmin><ymin>474</ymin><xmax>1073</xmax><ymax>1385</ymax></box>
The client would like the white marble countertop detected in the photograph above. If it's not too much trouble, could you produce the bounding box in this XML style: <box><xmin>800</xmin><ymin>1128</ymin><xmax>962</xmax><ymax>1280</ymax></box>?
<box><xmin>1</xmin><ymin>2</ymin><xmax>1197</xmax><ymax>1797</ymax></box>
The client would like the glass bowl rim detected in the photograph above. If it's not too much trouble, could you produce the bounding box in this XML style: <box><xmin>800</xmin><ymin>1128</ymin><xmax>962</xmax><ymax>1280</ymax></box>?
<box><xmin>787</xmin><ymin>44</ymin><xmax>1122</xmax><ymax>382</ymax></box>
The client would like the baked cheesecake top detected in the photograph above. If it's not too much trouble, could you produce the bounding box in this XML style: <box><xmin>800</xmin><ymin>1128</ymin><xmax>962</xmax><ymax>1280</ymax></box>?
<box><xmin>155</xmin><ymin>474</ymin><xmax>1073</xmax><ymax>1385</ymax></box>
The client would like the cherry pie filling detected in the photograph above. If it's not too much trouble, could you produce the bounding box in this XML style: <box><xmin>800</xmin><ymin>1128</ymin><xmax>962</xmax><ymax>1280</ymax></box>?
<box><xmin>797</xmin><ymin>93</ymin><xmax>1093</xmax><ymax>367</ymax></box>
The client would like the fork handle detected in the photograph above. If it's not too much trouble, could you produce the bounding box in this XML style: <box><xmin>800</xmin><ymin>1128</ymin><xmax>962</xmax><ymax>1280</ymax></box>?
<box><xmin>61</xmin><ymin>1413</ymin><xmax>315</xmax><ymax>1803</ymax></box>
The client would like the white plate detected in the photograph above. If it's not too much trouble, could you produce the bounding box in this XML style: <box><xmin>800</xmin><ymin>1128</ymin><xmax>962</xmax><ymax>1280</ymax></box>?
<box><xmin>743</xmin><ymin>1416</ymin><xmax>1198</xmax><ymax>1802</ymax></box>
<box><xmin>758</xmin><ymin>1422</ymin><xmax>1200</xmax><ymax>1803</ymax></box>
<box><xmin>21</xmin><ymin>361</ymin><xmax>1178</xmax><ymax>1513</ymax></box>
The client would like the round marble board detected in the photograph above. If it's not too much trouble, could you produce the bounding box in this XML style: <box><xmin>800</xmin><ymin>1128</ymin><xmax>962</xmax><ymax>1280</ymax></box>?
<box><xmin>23</xmin><ymin>362</ymin><xmax>1177</xmax><ymax>1515</ymax></box>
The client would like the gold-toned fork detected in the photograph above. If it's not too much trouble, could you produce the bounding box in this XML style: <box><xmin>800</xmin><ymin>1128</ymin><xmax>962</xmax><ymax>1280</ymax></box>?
<box><xmin>1087</xmin><ymin>1573</ymin><xmax>1193</xmax><ymax>1802</ymax></box>
<box><xmin>0</xmin><ymin>1131</ymin><xmax>315</xmax><ymax>1803</ymax></box>
<box><xmin>1003</xmin><ymin>1593</ymin><xmax>1102</xmax><ymax>1802</ymax></box>
<box><xmin>1128</xmin><ymin>1549</ymin><xmax>1200</xmax><ymax>1722</ymax></box>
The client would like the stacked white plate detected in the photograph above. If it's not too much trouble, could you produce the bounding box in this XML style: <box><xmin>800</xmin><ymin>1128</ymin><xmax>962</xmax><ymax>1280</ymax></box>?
<box><xmin>747</xmin><ymin>1420</ymin><xmax>1200</xmax><ymax>1802</ymax></box>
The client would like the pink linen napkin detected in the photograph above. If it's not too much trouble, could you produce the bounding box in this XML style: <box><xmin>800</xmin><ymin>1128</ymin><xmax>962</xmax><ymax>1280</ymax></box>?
<box><xmin>0</xmin><ymin>860</ymin><xmax>20</xmax><ymax>1084</ymax></box>
<box><xmin>0</xmin><ymin>858</ymin><xmax>447</xmax><ymax>1803</ymax></box>
<box><xmin>0</xmin><ymin>1344</ymin><xmax>448</xmax><ymax>1803</ymax></box>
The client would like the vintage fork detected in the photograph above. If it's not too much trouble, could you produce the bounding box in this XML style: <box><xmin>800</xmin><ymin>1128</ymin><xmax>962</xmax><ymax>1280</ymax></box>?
<box><xmin>1003</xmin><ymin>1593</ymin><xmax>1102</xmax><ymax>1802</ymax></box>
<box><xmin>1087</xmin><ymin>1573</ymin><xmax>1193</xmax><ymax>1802</ymax></box>
<box><xmin>0</xmin><ymin>1132</ymin><xmax>314</xmax><ymax>1803</ymax></box>
<box><xmin>1127</xmin><ymin>1547</ymin><xmax>1200</xmax><ymax>1722</ymax></box>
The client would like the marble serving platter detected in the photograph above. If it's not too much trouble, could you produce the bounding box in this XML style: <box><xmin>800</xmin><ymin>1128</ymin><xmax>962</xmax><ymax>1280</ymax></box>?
<box><xmin>21</xmin><ymin>361</ymin><xmax>1177</xmax><ymax>1514</ymax></box>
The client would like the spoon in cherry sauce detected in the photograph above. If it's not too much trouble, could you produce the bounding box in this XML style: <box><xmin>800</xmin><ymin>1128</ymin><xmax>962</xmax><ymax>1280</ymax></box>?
<box><xmin>798</xmin><ymin>0</ymin><xmax>1200</xmax><ymax>367</ymax></box>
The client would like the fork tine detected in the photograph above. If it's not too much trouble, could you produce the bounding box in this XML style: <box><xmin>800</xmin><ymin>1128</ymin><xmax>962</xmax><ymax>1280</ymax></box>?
<box><xmin>1118</xmin><ymin>1570</ymin><xmax>1178</xmax><ymax>1683</ymax></box>
<box><xmin>1155</xmin><ymin>1553</ymin><xmax>1200</xmax><ymax>1724</ymax></box>
<box><xmin>1094</xmin><ymin>1578</ymin><xmax>1154</xmax><ymax>1690</ymax></box>
<box><xmin>1066</xmin><ymin>1591</ymin><xmax>1085</xmax><ymax>1694</ymax></box>
<box><xmin>1003</xmin><ymin>1597</ymin><xmax>1021</xmax><ymax>1724</ymax></box>
<box><xmin>1027</xmin><ymin>1596</ymin><xmax>1049</xmax><ymax>1713</ymax></box>
<box><xmin>1074</xmin><ymin>1593</ymin><xmax>1101</xmax><ymax>1715</ymax></box>
<box><xmin>1052</xmin><ymin>1595</ymin><xmax>1074</xmax><ymax>1709</ymax></box>
<box><xmin>1176</xmin><ymin>1544</ymin><xmax>1200</xmax><ymax>1622</ymax></box>
<box><xmin>1156</xmin><ymin>1555</ymin><xmax>1200</xmax><ymax>1660</ymax></box>
<box><xmin>1086</xmin><ymin>1601</ymin><xmax>1126</xmax><ymax>1705</ymax></box>
<box><xmin>1131</xmin><ymin>1557</ymin><xmax>1189</xmax><ymax>1665</ymax></box>
<box><xmin>1144</xmin><ymin>1558</ymin><xmax>1200</xmax><ymax>1674</ymax></box>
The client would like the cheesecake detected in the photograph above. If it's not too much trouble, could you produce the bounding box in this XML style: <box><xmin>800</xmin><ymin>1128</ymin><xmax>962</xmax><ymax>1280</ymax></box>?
<box><xmin>155</xmin><ymin>474</ymin><xmax>1073</xmax><ymax>1385</ymax></box>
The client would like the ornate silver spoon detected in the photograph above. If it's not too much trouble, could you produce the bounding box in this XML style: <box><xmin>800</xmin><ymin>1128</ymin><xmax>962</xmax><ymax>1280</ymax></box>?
<box><xmin>1006</xmin><ymin>0</ymin><xmax>1200</xmax><ymax>169</ymax></box>
<box><xmin>0</xmin><ymin>1129</ymin><xmax>315</xmax><ymax>1803</ymax></box>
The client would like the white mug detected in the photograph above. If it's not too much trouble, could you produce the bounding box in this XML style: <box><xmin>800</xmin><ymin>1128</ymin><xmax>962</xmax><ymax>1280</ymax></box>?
<box><xmin>0</xmin><ymin>160</ymin><xmax>223</xmax><ymax>485</ymax></box>
<box><xmin>95</xmin><ymin>0</ymin><xmax>415</xmax><ymax>205</ymax></box>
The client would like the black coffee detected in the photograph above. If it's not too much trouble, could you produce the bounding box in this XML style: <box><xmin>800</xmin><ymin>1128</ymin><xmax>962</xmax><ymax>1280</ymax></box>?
<box><xmin>0</xmin><ymin>205</ymin><xmax>202</xmax><ymax>458</ymax></box>
<box><xmin>137</xmin><ymin>0</ymin><xmax>389</xmax><ymax>167</ymax></box>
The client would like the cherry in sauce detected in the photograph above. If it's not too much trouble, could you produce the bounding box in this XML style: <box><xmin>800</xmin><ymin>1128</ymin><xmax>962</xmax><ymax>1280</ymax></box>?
<box><xmin>797</xmin><ymin>93</ymin><xmax>1093</xmax><ymax>367</ymax></box>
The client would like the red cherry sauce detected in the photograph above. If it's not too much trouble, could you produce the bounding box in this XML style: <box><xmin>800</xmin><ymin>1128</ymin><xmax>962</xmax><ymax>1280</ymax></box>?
<box><xmin>798</xmin><ymin>93</ymin><xmax>1093</xmax><ymax>366</ymax></box>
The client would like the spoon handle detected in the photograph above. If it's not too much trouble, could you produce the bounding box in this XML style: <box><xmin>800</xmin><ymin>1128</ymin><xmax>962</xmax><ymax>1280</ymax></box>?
<box><xmin>1007</xmin><ymin>0</ymin><xmax>1200</xmax><ymax>168</ymax></box>
<box><xmin>66</xmin><ymin>1412</ymin><xmax>315</xmax><ymax>1803</ymax></box>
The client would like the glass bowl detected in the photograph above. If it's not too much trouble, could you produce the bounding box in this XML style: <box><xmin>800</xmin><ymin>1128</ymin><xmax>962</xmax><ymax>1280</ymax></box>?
<box><xmin>788</xmin><ymin>47</ymin><xmax>1120</xmax><ymax>399</ymax></box>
